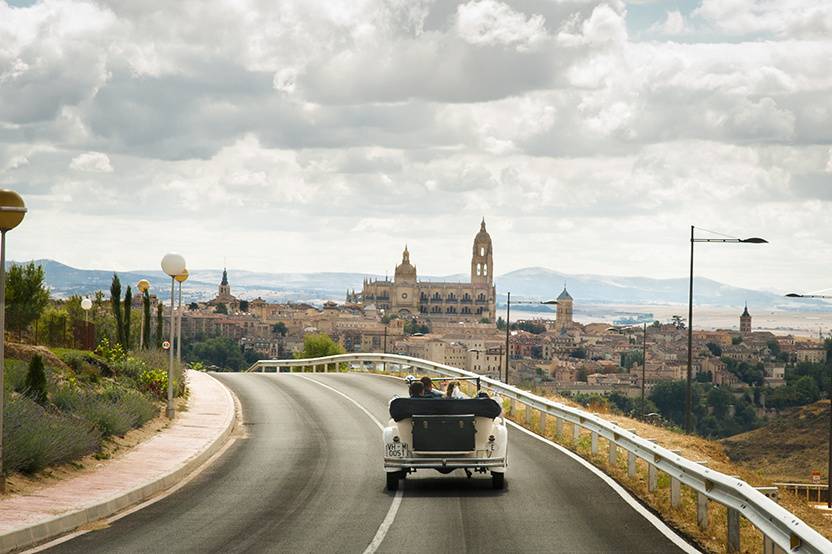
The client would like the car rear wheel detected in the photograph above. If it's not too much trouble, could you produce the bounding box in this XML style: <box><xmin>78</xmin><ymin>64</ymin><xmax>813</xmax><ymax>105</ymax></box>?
<box><xmin>386</xmin><ymin>472</ymin><xmax>400</xmax><ymax>491</ymax></box>
<box><xmin>492</xmin><ymin>472</ymin><xmax>505</xmax><ymax>490</ymax></box>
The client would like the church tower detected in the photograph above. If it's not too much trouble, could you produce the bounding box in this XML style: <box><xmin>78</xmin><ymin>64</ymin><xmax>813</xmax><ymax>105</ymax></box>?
<box><xmin>471</xmin><ymin>219</ymin><xmax>493</xmax><ymax>286</ymax></box>
<box><xmin>219</xmin><ymin>268</ymin><xmax>231</xmax><ymax>300</ymax></box>
<box><xmin>740</xmin><ymin>304</ymin><xmax>751</xmax><ymax>335</ymax></box>
<box><xmin>556</xmin><ymin>286</ymin><xmax>573</xmax><ymax>328</ymax></box>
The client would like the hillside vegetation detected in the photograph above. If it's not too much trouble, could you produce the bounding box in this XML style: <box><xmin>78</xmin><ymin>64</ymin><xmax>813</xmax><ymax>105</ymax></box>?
<box><xmin>722</xmin><ymin>400</ymin><xmax>830</xmax><ymax>483</ymax></box>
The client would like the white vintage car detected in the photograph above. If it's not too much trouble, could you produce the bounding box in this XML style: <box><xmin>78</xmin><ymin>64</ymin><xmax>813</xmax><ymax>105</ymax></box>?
<box><xmin>383</xmin><ymin>383</ymin><xmax>508</xmax><ymax>490</ymax></box>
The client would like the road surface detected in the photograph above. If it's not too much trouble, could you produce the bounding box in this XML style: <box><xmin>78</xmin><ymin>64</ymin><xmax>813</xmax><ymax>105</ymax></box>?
<box><xmin>45</xmin><ymin>373</ymin><xmax>691</xmax><ymax>553</ymax></box>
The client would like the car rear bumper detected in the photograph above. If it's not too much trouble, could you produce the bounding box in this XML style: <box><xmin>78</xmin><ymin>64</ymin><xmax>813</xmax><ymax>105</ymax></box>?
<box><xmin>384</xmin><ymin>456</ymin><xmax>506</xmax><ymax>470</ymax></box>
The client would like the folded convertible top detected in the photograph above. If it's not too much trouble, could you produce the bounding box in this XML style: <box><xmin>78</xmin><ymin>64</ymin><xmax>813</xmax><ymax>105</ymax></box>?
<box><xmin>389</xmin><ymin>397</ymin><xmax>502</xmax><ymax>422</ymax></box>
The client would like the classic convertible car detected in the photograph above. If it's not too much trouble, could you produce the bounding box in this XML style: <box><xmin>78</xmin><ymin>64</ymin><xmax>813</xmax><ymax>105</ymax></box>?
<box><xmin>383</xmin><ymin>385</ymin><xmax>507</xmax><ymax>490</ymax></box>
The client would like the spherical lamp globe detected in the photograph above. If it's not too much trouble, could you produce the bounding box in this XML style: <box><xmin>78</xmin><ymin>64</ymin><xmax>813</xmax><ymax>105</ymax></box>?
<box><xmin>161</xmin><ymin>253</ymin><xmax>186</xmax><ymax>277</ymax></box>
<box><xmin>137</xmin><ymin>279</ymin><xmax>150</xmax><ymax>293</ymax></box>
<box><xmin>81</xmin><ymin>297</ymin><xmax>93</xmax><ymax>311</ymax></box>
<box><xmin>174</xmin><ymin>268</ymin><xmax>189</xmax><ymax>283</ymax></box>
<box><xmin>0</xmin><ymin>189</ymin><xmax>26</xmax><ymax>231</ymax></box>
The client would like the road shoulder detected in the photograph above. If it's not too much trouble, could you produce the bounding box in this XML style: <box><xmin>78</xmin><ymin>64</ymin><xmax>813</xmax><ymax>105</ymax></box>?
<box><xmin>0</xmin><ymin>370</ymin><xmax>237</xmax><ymax>553</ymax></box>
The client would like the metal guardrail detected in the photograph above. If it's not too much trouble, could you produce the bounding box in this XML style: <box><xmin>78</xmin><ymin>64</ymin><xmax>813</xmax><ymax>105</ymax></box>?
<box><xmin>775</xmin><ymin>483</ymin><xmax>829</xmax><ymax>504</ymax></box>
<box><xmin>248</xmin><ymin>353</ymin><xmax>832</xmax><ymax>554</ymax></box>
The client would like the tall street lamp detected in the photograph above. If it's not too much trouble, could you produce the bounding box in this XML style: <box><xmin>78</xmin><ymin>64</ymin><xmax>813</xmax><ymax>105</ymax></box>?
<box><xmin>137</xmin><ymin>279</ymin><xmax>150</xmax><ymax>349</ymax></box>
<box><xmin>503</xmin><ymin>294</ymin><xmax>557</xmax><ymax>385</ymax></box>
<box><xmin>609</xmin><ymin>323</ymin><xmax>649</xmax><ymax>419</ymax></box>
<box><xmin>0</xmin><ymin>189</ymin><xmax>26</xmax><ymax>493</ymax></box>
<box><xmin>786</xmin><ymin>291</ymin><xmax>832</xmax><ymax>508</ymax></box>
<box><xmin>175</xmin><ymin>269</ymin><xmax>188</xmax><ymax>368</ymax></box>
<box><xmin>161</xmin><ymin>253</ymin><xmax>186</xmax><ymax>419</ymax></box>
<box><xmin>686</xmin><ymin>226</ymin><xmax>767</xmax><ymax>433</ymax></box>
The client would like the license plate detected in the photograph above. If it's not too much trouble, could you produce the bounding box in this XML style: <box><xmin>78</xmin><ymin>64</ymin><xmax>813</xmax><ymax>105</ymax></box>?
<box><xmin>385</xmin><ymin>442</ymin><xmax>407</xmax><ymax>458</ymax></box>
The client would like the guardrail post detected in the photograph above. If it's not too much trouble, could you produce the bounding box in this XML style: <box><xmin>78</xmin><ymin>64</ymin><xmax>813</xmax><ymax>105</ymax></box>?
<box><xmin>572</xmin><ymin>423</ymin><xmax>580</xmax><ymax>444</ymax></box>
<box><xmin>670</xmin><ymin>476</ymin><xmax>681</xmax><ymax>508</ymax></box>
<box><xmin>697</xmin><ymin>492</ymin><xmax>708</xmax><ymax>529</ymax></box>
<box><xmin>727</xmin><ymin>507</ymin><xmax>740</xmax><ymax>553</ymax></box>
<box><xmin>525</xmin><ymin>404</ymin><xmax>533</xmax><ymax>427</ymax></box>
<box><xmin>627</xmin><ymin>451</ymin><xmax>636</xmax><ymax>478</ymax></box>
<box><xmin>538</xmin><ymin>410</ymin><xmax>547</xmax><ymax>435</ymax></box>
<box><xmin>508</xmin><ymin>398</ymin><xmax>515</xmax><ymax>416</ymax></box>
<box><xmin>648</xmin><ymin>463</ymin><xmax>657</xmax><ymax>492</ymax></box>
<box><xmin>763</xmin><ymin>535</ymin><xmax>786</xmax><ymax>554</ymax></box>
<box><xmin>591</xmin><ymin>431</ymin><xmax>598</xmax><ymax>455</ymax></box>
<box><xmin>555</xmin><ymin>417</ymin><xmax>563</xmax><ymax>439</ymax></box>
<box><xmin>608</xmin><ymin>440</ymin><xmax>617</xmax><ymax>467</ymax></box>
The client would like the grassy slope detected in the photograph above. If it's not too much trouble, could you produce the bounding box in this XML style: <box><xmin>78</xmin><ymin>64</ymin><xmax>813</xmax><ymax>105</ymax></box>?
<box><xmin>721</xmin><ymin>400</ymin><xmax>829</xmax><ymax>483</ymax></box>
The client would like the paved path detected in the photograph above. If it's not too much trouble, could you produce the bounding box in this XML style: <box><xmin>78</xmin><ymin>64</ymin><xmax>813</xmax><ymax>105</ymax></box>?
<box><xmin>0</xmin><ymin>370</ymin><xmax>235</xmax><ymax>552</ymax></box>
<box><xmin>44</xmin><ymin>373</ymin><xmax>692</xmax><ymax>553</ymax></box>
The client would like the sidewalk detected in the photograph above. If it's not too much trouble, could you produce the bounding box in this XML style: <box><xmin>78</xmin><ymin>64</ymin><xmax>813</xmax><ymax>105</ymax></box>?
<box><xmin>0</xmin><ymin>370</ymin><xmax>236</xmax><ymax>553</ymax></box>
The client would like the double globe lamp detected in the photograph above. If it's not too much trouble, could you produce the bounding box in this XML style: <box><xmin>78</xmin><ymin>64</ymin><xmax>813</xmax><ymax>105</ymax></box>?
<box><xmin>161</xmin><ymin>253</ymin><xmax>186</xmax><ymax>418</ymax></box>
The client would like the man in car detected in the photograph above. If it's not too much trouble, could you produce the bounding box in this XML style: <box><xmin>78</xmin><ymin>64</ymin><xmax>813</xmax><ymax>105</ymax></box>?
<box><xmin>409</xmin><ymin>381</ymin><xmax>425</xmax><ymax>398</ymax></box>
<box><xmin>420</xmin><ymin>376</ymin><xmax>444</xmax><ymax>398</ymax></box>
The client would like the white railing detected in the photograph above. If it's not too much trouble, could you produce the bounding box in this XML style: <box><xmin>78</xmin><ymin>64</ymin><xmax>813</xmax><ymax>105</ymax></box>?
<box><xmin>248</xmin><ymin>353</ymin><xmax>831</xmax><ymax>554</ymax></box>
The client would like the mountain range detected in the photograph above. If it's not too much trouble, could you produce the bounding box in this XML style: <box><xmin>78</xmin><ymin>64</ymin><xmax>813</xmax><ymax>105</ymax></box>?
<box><xmin>15</xmin><ymin>259</ymin><xmax>831</xmax><ymax>312</ymax></box>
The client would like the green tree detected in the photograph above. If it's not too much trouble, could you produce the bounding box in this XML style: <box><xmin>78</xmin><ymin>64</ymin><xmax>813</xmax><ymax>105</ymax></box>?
<box><xmin>110</xmin><ymin>274</ymin><xmax>123</xmax><ymax>347</ymax></box>
<box><xmin>239</xmin><ymin>299</ymin><xmax>249</xmax><ymax>312</ymax></box>
<box><xmin>272</xmin><ymin>321</ymin><xmax>288</xmax><ymax>336</ymax></box>
<box><xmin>731</xmin><ymin>335</ymin><xmax>743</xmax><ymax>345</ymax></box>
<box><xmin>296</xmin><ymin>334</ymin><xmax>345</xmax><ymax>359</ymax></box>
<box><xmin>142</xmin><ymin>290</ymin><xmax>151</xmax><ymax>349</ymax></box>
<box><xmin>496</xmin><ymin>316</ymin><xmax>506</xmax><ymax>330</ymax></box>
<box><xmin>5</xmin><ymin>262</ymin><xmax>49</xmax><ymax>339</ymax></box>
<box><xmin>24</xmin><ymin>354</ymin><xmax>48</xmax><ymax>404</ymax></box>
<box><xmin>188</xmin><ymin>336</ymin><xmax>246</xmax><ymax>371</ymax></box>
<box><xmin>156</xmin><ymin>302</ymin><xmax>163</xmax><ymax>348</ymax></box>
<box><xmin>570</xmin><ymin>348</ymin><xmax>587</xmax><ymax>359</ymax></box>
<box><xmin>215</xmin><ymin>304</ymin><xmax>228</xmax><ymax>315</ymax></box>
<box><xmin>123</xmin><ymin>285</ymin><xmax>132</xmax><ymax>351</ymax></box>
<box><xmin>794</xmin><ymin>375</ymin><xmax>820</xmax><ymax>404</ymax></box>
<box><xmin>40</xmin><ymin>306</ymin><xmax>68</xmax><ymax>346</ymax></box>
<box><xmin>705</xmin><ymin>342</ymin><xmax>722</xmax><ymax>357</ymax></box>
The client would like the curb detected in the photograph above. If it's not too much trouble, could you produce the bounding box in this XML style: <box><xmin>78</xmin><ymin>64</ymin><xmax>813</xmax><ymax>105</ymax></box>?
<box><xmin>1</xmin><ymin>372</ymin><xmax>238</xmax><ymax>554</ymax></box>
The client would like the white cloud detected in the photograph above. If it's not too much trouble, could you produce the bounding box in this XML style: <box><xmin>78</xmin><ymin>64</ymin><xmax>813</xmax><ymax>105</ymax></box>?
<box><xmin>649</xmin><ymin>10</ymin><xmax>686</xmax><ymax>36</ymax></box>
<box><xmin>70</xmin><ymin>152</ymin><xmax>113</xmax><ymax>173</ymax></box>
<box><xmin>0</xmin><ymin>0</ymin><xmax>830</xmax><ymax>292</ymax></box>
<box><xmin>456</xmin><ymin>0</ymin><xmax>547</xmax><ymax>50</ymax></box>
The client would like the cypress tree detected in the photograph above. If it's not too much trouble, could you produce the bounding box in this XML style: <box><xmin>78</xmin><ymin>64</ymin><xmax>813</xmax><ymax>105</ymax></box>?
<box><xmin>110</xmin><ymin>273</ymin><xmax>123</xmax><ymax>347</ymax></box>
<box><xmin>123</xmin><ymin>286</ymin><xmax>132</xmax><ymax>351</ymax></box>
<box><xmin>24</xmin><ymin>354</ymin><xmax>48</xmax><ymax>404</ymax></box>
<box><xmin>156</xmin><ymin>302</ymin><xmax>164</xmax><ymax>348</ymax></box>
<box><xmin>143</xmin><ymin>290</ymin><xmax>151</xmax><ymax>349</ymax></box>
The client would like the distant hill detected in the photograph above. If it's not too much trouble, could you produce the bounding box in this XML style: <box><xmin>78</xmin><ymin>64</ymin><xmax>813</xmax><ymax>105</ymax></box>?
<box><xmin>10</xmin><ymin>259</ymin><xmax>831</xmax><ymax>310</ymax></box>
<box><xmin>722</xmin><ymin>401</ymin><xmax>830</xmax><ymax>482</ymax></box>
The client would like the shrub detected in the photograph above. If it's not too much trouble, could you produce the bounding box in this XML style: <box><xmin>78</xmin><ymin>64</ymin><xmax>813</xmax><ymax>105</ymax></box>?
<box><xmin>139</xmin><ymin>367</ymin><xmax>168</xmax><ymax>400</ymax></box>
<box><xmin>3</xmin><ymin>359</ymin><xmax>29</xmax><ymax>393</ymax></box>
<box><xmin>52</xmin><ymin>385</ymin><xmax>157</xmax><ymax>437</ymax></box>
<box><xmin>3</xmin><ymin>393</ymin><xmax>101</xmax><ymax>474</ymax></box>
<box><xmin>24</xmin><ymin>355</ymin><xmax>48</xmax><ymax>404</ymax></box>
<box><xmin>94</xmin><ymin>337</ymin><xmax>126</xmax><ymax>364</ymax></box>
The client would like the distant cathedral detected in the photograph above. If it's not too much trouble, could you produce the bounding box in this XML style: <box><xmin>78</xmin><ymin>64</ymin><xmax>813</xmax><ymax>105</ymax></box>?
<box><xmin>740</xmin><ymin>304</ymin><xmax>751</xmax><ymax>335</ymax></box>
<box><xmin>347</xmin><ymin>219</ymin><xmax>497</xmax><ymax>321</ymax></box>
<box><xmin>210</xmin><ymin>268</ymin><xmax>239</xmax><ymax>312</ymax></box>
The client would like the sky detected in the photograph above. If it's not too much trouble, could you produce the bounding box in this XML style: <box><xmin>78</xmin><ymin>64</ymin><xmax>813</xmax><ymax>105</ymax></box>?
<box><xmin>0</xmin><ymin>0</ymin><xmax>831</xmax><ymax>294</ymax></box>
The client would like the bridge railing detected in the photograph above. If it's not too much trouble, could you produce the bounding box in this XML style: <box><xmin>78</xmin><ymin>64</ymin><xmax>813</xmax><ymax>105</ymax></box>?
<box><xmin>248</xmin><ymin>353</ymin><xmax>831</xmax><ymax>554</ymax></box>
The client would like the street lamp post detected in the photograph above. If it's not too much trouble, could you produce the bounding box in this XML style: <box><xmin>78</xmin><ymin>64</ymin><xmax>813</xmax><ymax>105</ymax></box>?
<box><xmin>786</xmin><ymin>292</ymin><xmax>832</xmax><ymax>508</ymax></box>
<box><xmin>0</xmin><ymin>189</ymin><xmax>26</xmax><ymax>493</ymax></box>
<box><xmin>137</xmin><ymin>279</ymin><xmax>150</xmax><ymax>350</ymax></box>
<box><xmin>161</xmin><ymin>253</ymin><xmax>186</xmax><ymax>419</ymax></box>
<box><xmin>685</xmin><ymin>226</ymin><xmax>767</xmax><ymax>433</ymax></box>
<box><xmin>503</xmin><ymin>293</ymin><xmax>557</xmax><ymax>385</ymax></box>
<box><xmin>175</xmin><ymin>270</ymin><xmax>188</xmax><ymax>368</ymax></box>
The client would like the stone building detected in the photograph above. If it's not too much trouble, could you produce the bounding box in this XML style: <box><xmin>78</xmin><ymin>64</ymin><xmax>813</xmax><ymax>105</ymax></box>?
<box><xmin>348</xmin><ymin>219</ymin><xmax>497</xmax><ymax>322</ymax></box>
<box><xmin>209</xmin><ymin>268</ymin><xmax>239</xmax><ymax>312</ymax></box>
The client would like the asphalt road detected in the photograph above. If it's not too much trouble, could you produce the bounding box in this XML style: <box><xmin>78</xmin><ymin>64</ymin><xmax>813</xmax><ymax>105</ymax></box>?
<box><xmin>46</xmin><ymin>373</ymin><xmax>690</xmax><ymax>553</ymax></box>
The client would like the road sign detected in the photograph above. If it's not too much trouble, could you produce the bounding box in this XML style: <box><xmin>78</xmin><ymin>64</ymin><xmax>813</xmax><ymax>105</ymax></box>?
<box><xmin>162</xmin><ymin>340</ymin><xmax>171</xmax><ymax>350</ymax></box>
<box><xmin>812</xmin><ymin>471</ymin><xmax>821</xmax><ymax>484</ymax></box>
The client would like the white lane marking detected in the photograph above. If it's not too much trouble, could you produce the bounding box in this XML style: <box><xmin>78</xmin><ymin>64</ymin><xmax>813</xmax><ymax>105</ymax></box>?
<box><xmin>24</xmin><ymin>386</ymin><xmax>245</xmax><ymax>553</ymax></box>
<box><xmin>507</xmin><ymin>421</ymin><xmax>700</xmax><ymax>554</ymax></box>
<box><xmin>293</xmin><ymin>374</ymin><xmax>403</xmax><ymax>554</ymax></box>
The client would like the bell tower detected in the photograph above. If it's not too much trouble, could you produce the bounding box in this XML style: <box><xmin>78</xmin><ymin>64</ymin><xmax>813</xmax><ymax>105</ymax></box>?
<box><xmin>471</xmin><ymin>218</ymin><xmax>493</xmax><ymax>286</ymax></box>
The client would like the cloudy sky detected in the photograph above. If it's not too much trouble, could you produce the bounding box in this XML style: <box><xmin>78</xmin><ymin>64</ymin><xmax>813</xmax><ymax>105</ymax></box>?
<box><xmin>1</xmin><ymin>0</ymin><xmax>831</xmax><ymax>293</ymax></box>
